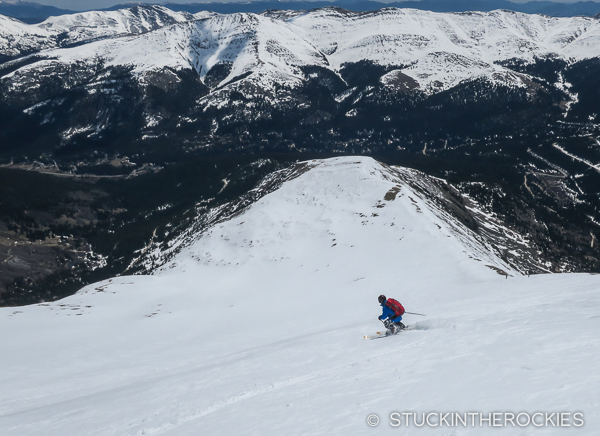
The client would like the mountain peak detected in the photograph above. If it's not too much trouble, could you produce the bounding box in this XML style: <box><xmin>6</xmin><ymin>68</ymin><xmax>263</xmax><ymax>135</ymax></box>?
<box><xmin>136</xmin><ymin>157</ymin><xmax>546</xmax><ymax>277</ymax></box>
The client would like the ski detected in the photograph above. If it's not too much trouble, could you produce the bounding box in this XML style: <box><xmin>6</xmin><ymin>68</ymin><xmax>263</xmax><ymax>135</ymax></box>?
<box><xmin>363</xmin><ymin>332</ymin><xmax>388</xmax><ymax>340</ymax></box>
<box><xmin>364</xmin><ymin>325</ymin><xmax>415</xmax><ymax>339</ymax></box>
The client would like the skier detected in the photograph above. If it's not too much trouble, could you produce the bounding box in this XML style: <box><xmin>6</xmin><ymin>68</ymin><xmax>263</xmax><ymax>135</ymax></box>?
<box><xmin>378</xmin><ymin>294</ymin><xmax>406</xmax><ymax>335</ymax></box>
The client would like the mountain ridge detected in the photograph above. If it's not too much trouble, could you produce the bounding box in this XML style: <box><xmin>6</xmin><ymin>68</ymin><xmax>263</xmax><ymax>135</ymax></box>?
<box><xmin>0</xmin><ymin>5</ymin><xmax>203</xmax><ymax>60</ymax></box>
<box><xmin>131</xmin><ymin>157</ymin><xmax>549</xmax><ymax>276</ymax></box>
<box><xmin>4</xmin><ymin>7</ymin><xmax>600</xmax><ymax>98</ymax></box>
<box><xmin>0</xmin><ymin>0</ymin><xmax>72</xmax><ymax>23</ymax></box>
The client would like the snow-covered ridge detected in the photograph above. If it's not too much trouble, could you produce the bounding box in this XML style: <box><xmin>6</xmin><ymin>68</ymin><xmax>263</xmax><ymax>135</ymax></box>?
<box><xmin>287</xmin><ymin>8</ymin><xmax>600</xmax><ymax>66</ymax></box>
<box><xmin>0</xmin><ymin>5</ymin><xmax>201</xmax><ymax>58</ymax></box>
<box><xmin>1</xmin><ymin>11</ymin><xmax>330</xmax><ymax>94</ymax></box>
<box><xmin>37</xmin><ymin>6</ymin><xmax>197</xmax><ymax>47</ymax></box>
<box><xmin>136</xmin><ymin>157</ymin><xmax>546</xmax><ymax>276</ymax></box>
<box><xmin>285</xmin><ymin>7</ymin><xmax>600</xmax><ymax>91</ymax></box>
<box><xmin>4</xmin><ymin>6</ymin><xmax>600</xmax><ymax>94</ymax></box>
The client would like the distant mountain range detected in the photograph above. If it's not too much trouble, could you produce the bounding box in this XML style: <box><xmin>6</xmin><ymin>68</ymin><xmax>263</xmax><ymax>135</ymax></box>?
<box><xmin>155</xmin><ymin>0</ymin><xmax>600</xmax><ymax>17</ymax></box>
<box><xmin>1</xmin><ymin>0</ymin><xmax>600</xmax><ymax>23</ymax></box>
<box><xmin>0</xmin><ymin>0</ymin><xmax>71</xmax><ymax>23</ymax></box>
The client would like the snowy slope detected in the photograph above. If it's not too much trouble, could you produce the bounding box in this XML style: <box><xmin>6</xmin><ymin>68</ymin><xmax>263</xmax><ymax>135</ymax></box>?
<box><xmin>112</xmin><ymin>13</ymin><xmax>329</xmax><ymax>85</ymax></box>
<box><xmin>1</xmin><ymin>157</ymin><xmax>599</xmax><ymax>435</ymax></box>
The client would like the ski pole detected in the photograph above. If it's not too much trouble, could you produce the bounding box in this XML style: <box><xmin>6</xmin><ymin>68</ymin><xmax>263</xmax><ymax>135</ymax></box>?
<box><xmin>404</xmin><ymin>311</ymin><xmax>426</xmax><ymax>316</ymax></box>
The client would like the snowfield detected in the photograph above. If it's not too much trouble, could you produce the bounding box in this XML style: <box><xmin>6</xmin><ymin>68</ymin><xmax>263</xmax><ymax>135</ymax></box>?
<box><xmin>1</xmin><ymin>157</ymin><xmax>599</xmax><ymax>435</ymax></box>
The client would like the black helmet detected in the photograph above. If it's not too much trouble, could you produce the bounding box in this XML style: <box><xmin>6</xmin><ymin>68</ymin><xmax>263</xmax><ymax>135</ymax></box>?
<box><xmin>378</xmin><ymin>295</ymin><xmax>386</xmax><ymax>304</ymax></box>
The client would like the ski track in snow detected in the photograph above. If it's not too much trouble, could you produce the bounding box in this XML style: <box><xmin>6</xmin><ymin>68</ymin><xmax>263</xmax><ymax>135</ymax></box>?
<box><xmin>1</xmin><ymin>157</ymin><xmax>600</xmax><ymax>435</ymax></box>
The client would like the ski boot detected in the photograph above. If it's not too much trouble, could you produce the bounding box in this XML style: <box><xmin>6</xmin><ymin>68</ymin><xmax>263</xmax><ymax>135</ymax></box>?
<box><xmin>383</xmin><ymin>319</ymin><xmax>396</xmax><ymax>336</ymax></box>
<box><xmin>394</xmin><ymin>321</ymin><xmax>406</xmax><ymax>331</ymax></box>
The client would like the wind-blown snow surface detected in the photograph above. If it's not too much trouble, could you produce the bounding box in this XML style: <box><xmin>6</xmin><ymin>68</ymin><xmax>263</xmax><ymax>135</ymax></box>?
<box><xmin>1</xmin><ymin>157</ymin><xmax>599</xmax><ymax>435</ymax></box>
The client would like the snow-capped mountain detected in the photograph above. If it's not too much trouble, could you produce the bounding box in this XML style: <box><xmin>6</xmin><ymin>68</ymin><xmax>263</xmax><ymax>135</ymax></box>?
<box><xmin>0</xmin><ymin>5</ymin><xmax>201</xmax><ymax>59</ymax></box>
<box><xmin>4</xmin><ymin>7</ymin><xmax>600</xmax><ymax>94</ymax></box>
<box><xmin>0</xmin><ymin>0</ymin><xmax>72</xmax><ymax>24</ymax></box>
<box><xmin>4</xmin><ymin>6</ymin><xmax>600</xmax><ymax>113</ymax></box>
<box><xmin>285</xmin><ymin>7</ymin><xmax>600</xmax><ymax>91</ymax></box>
<box><xmin>4</xmin><ymin>5</ymin><xmax>600</xmax><ymax>133</ymax></box>
<box><xmin>1</xmin><ymin>157</ymin><xmax>598</xmax><ymax>435</ymax></box>
<box><xmin>287</xmin><ymin>8</ymin><xmax>600</xmax><ymax>64</ymax></box>
<box><xmin>37</xmin><ymin>6</ymin><xmax>198</xmax><ymax>47</ymax></box>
